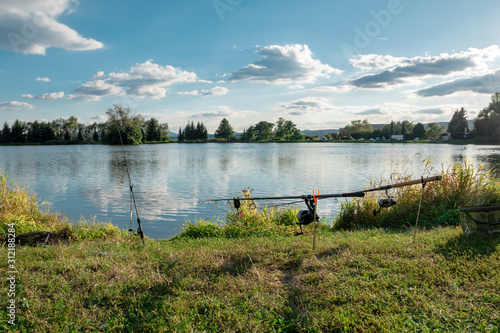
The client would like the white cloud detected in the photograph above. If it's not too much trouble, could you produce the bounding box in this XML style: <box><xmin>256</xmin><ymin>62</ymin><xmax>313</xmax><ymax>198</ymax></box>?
<box><xmin>0</xmin><ymin>0</ymin><xmax>104</xmax><ymax>55</ymax></box>
<box><xmin>276</xmin><ymin>97</ymin><xmax>334</xmax><ymax>115</ymax></box>
<box><xmin>415</xmin><ymin>69</ymin><xmax>500</xmax><ymax>97</ymax></box>
<box><xmin>177</xmin><ymin>86</ymin><xmax>229</xmax><ymax>97</ymax></box>
<box><xmin>350</xmin><ymin>54</ymin><xmax>411</xmax><ymax>70</ymax></box>
<box><xmin>0</xmin><ymin>101</ymin><xmax>35</xmax><ymax>110</ymax></box>
<box><xmin>91</xmin><ymin>71</ymin><xmax>105</xmax><ymax>80</ymax></box>
<box><xmin>230</xmin><ymin>44</ymin><xmax>341</xmax><ymax>84</ymax></box>
<box><xmin>36</xmin><ymin>77</ymin><xmax>50</xmax><ymax>82</ymax></box>
<box><xmin>22</xmin><ymin>91</ymin><xmax>64</xmax><ymax>100</ymax></box>
<box><xmin>349</xmin><ymin>45</ymin><xmax>500</xmax><ymax>89</ymax></box>
<box><xmin>73</xmin><ymin>60</ymin><xmax>203</xmax><ymax>100</ymax></box>
<box><xmin>74</xmin><ymin>80</ymin><xmax>125</xmax><ymax>97</ymax></box>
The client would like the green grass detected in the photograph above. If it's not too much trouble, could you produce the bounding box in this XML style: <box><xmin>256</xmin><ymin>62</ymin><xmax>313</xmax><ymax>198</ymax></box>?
<box><xmin>1</xmin><ymin>164</ymin><xmax>500</xmax><ymax>332</ymax></box>
<box><xmin>1</xmin><ymin>228</ymin><xmax>499</xmax><ymax>332</ymax></box>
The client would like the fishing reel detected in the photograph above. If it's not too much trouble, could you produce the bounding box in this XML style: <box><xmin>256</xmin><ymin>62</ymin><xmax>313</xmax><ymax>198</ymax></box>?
<box><xmin>296</xmin><ymin>198</ymin><xmax>319</xmax><ymax>235</ymax></box>
<box><xmin>373</xmin><ymin>189</ymin><xmax>397</xmax><ymax>216</ymax></box>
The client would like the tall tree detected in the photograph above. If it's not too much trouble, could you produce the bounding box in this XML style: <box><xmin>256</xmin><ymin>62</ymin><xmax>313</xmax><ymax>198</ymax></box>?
<box><xmin>343</xmin><ymin>119</ymin><xmax>372</xmax><ymax>138</ymax></box>
<box><xmin>254</xmin><ymin>121</ymin><xmax>274</xmax><ymax>141</ymax></box>
<box><xmin>448</xmin><ymin>108</ymin><xmax>468</xmax><ymax>139</ymax></box>
<box><xmin>104</xmin><ymin>105</ymin><xmax>144</xmax><ymax>145</ymax></box>
<box><xmin>474</xmin><ymin>92</ymin><xmax>500</xmax><ymax>143</ymax></box>
<box><xmin>274</xmin><ymin>117</ymin><xmax>300</xmax><ymax>140</ymax></box>
<box><xmin>145</xmin><ymin>118</ymin><xmax>161</xmax><ymax>142</ymax></box>
<box><xmin>412</xmin><ymin>122</ymin><xmax>426</xmax><ymax>138</ymax></box>
<box><xmin>10</xmin><ymin>120</ymin><xmax>26</xmax><ymax>143</ymax></box>
<box><xmin>425</xmin><ymin>122</ymin><xmax>443</xmax><ymax>139</ymax></box>
<box><xmin>214</xmin><ymin>118</ymin><xmax>234</xmax><ymax>140</ymax></box>
<box><xmin>0</xmin><ymin>122</ymin><xmax>11</xmax><ymax>143</ymax></box>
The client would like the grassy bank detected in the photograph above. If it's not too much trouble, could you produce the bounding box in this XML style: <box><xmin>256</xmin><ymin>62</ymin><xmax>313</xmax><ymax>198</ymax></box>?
<box><xmin>1</xmin><ymin>165</ymin><xmax>500</xmax><ymax>332</ymax></box>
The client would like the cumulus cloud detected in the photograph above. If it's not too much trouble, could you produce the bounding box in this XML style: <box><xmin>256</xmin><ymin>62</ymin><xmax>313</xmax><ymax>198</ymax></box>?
<box><xmin>0</xmin><ymin>101</ymin><xmax>35</xmax><ymax>110</ymax></box>
<box><xmin>74</xmin><ymin>80</ymin><xmax>125</xmax><ymax>97</ymax></box>
<box><xmin>71</xmin><ymin>60</ymin><xmax>203</xmax><ymax>100</ymax></box>
<box><xmin>276</xmin><ymin>97</ymin><xmax>334</xmax><ymax>115</ymax></box>
<box><xmin>350</xmin><ymin>54</ymin><xmax>411</xmax><ymax>70</ymax></box>
<box><xmin>91</xmin><ymin>71</ymin><xmax>105</xmax><ymax>80</ymax></box>
<box><xmin>229</xmin><ymin>44</ymin><xmax>341</xmax><ymax>84</ymax></box>
<box><xmin>36</xmin><ymin>77</ymin><xmax>50</xmax><ymax>82</ymax></box>
<box><xmin>415</xmin><ymin>69</ymin><xmax>500</xmax><ymax>97</ymax></box>
<box><xmin>177</xmin><ymin>86</ymin><xmax>228</xmax><ymax>97</ymax></box>
<box><xmin>22</xmin><ymin>91</ymin><xmax>64</xmax><ymax>100</ymax></box>
<box><xmin>350</xmin><ymin>45</ymin><xmax>500</xmax><ymax>89</ymax></box>
<box><xmin>356</xmin><ymin>108</ymin><xmax>383</xmax><ymax>115</ymax></box>
<box><xmin>0</xmin><ymin>0</ymin><xmax>104</xmax><ymax>55</ymax></box>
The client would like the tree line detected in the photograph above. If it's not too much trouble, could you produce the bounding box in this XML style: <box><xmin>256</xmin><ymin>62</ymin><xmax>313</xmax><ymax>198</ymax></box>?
<box><xmin>0</xmin><ymin>105</ymin><xmax>170</xmax><ymax>145</ymax></box>
<box><xmin>340</xmin><ymin>93</ymin><xmax>500</xmax><ymax>143</ymax></box>
<box><xmin>1</xmin><ymin>93</ymin><xmax>499</xmax><ymax>145</ymax></box>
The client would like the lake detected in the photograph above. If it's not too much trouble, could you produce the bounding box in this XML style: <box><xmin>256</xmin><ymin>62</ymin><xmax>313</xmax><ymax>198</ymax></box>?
<box><xmin>1</xmin><ymin>143</ymin><xmax>499</xmax><ymax>239</ymax></box>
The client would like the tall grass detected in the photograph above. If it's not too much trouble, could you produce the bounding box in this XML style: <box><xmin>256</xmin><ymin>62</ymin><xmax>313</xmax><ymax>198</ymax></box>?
<box><xmin>178</xmin><ymin>188</ymin><xmax>303</xmax><ymax>239</ymax></box>
<box><xmin>0</xmin><ymin>172</ymin><xmax>125</xmax><ymax>241</ymax></box>
<box><xmin>336</xmin><ymin>161</ymin><xmax>500</xmax><ymax>230</ymax></box>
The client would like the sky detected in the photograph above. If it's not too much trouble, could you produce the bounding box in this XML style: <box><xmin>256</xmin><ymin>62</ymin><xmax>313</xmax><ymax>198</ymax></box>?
<box><xmin>1</xmin><ymin>0</ymin><xmax>500</xmax><ymax>133</ymax></box>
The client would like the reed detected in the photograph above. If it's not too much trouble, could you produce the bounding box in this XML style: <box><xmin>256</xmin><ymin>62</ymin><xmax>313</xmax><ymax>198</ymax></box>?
<box><xmin>335</xmin><ymin>160</ymin><xmax>500</xmax><ymax>230</ymax></box>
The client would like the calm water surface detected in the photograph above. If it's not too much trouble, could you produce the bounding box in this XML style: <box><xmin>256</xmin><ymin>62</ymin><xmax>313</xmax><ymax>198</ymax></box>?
<box><xmin>1</xmin><ymin>143</ymin><xmax>499</xmax><ymax>238</ymax></box>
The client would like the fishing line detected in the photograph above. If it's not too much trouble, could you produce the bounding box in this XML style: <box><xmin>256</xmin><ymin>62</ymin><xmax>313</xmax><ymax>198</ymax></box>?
<box><xmin>118</xmin><ymin>118</ymin><xmax>145</xmax><ymax>243</ymax></box>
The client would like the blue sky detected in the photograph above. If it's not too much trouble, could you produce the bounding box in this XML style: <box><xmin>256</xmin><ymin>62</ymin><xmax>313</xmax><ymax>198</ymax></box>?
<box><xmin>1</xmin><ymin>0</ymin><xmax>500</xmax><ymax>132</ymax></box>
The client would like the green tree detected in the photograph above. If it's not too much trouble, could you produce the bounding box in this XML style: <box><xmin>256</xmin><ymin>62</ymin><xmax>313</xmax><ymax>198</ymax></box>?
<box><xmin>343</xmin><ymin>119</ymin><xmax>372</xmax><ymax>138</ymax></box>
<box><xmin>1</xmin><ymin>122</ymin><xmax>11</xmax><ymax>143</ymax></box>
<box><xmin>104</xmin><ymin>105</ymin><xmax>144</xmax><ymax>145</ymax></box>
<box><xmin>274</xmin><ymin>117</ymin><xmax>300</xmax><ymax>140</ymax></box>
<box><xmin>254</xmin><ymin>121</ymin><xmax>274</xmax><ymax>141</ymax></box>
<box><xmin>215</xmin><ymin>118</ymin><xmax>234</xmax><ymax>140</ymax></box>
<box><xmin>178</xmin><ymin>127</ymin><xmax>184</xmax><ymax>142</ymax></box>
<box><xmin>240</xmin><ymin>126</ymin><xmax>255</xmax><ymax>142</ymax></box>
<box><xmin>145</xmin><ymin>118</ymin><xmax>161</xmax><ymax>142</ymax></box>
<box><xmin>10</xmin><ymin>120</ymin><xmax>26</xmax><ymax>143</ymax></box>
<box><xmin>474</xmin><ymin>92</ymin><xmax>500</xmax><ymax>143</ymax></box>
<box><xmin>448</xmin><ymin>108</ymin><xmax>468</xmax><ymax>140</ymax></box>
<box><xmin>413</xmin><ymin>123</ymin><xmax>426</xmax><ymax>138</ymax></box>
<box><xmin>195</xmin><ymin>122</ymin><xmax>208</xmax><ymax>142</ymax></box>
<box><xmin>425</xmin><ymin>122</ymin><xmax>443</xmax><ymax>139</ymax></box>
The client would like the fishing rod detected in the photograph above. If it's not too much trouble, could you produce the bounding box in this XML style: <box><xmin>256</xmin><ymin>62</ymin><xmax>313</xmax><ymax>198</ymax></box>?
<box><xmin>118</xmin><ymin>117</ymin><xmax>145</xmax><ymax>243</ymax></box>
<box><xmin>202</xmin><ymin>175</ymin><xmax>442</xmax><ymax>235</ymax></box>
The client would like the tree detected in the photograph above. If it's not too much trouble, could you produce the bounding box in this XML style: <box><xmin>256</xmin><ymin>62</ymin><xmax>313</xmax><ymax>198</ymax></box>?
<box><xmin>103</xmin><ymin>105</ymin><xmax>144</xmax><ymax>145</ymax></box>
<box><xmin>240</xmin><ymin>126</ymin><xmax>255</xmax><ymax>142</ymax></box>
<box><xmin>254</xmin><ymin>121</ymin><xmax>274</xmax><ymax>141</ymax></box>
<box><xmin>343</xmin><ymin>119</ymin><xmax>372</xmax><ymax>138</ymax></box>
<box><xmin>178</xmin><ymin>127</ymin><xmax>184</xmax><ymax>142</ymax></box>
<box><xmin>274</xmin><ymin>117</ymin><xmax>301</xmax><ymax>140</ymax></box>
<box><xmin>425</xmin><ymin>122</ymin><xmax>443</xmax><ymax>139</ymax></box>
<box><xmin>214</xmin><ymin>118</ymin><xmax>234</xmax><ymax>140</ymax></box>
<box><xmin>10</xmin><ymin>120</ymin><xmax>26</xmax><ymax>143</ymax></box>
<box><xmin>145</xmin><ymin>118</ymin><xmax>161</xmax><ymax>142</ymax></box>
<box><xmin>1</xmin><ymin>122</ymin><xmax>11</xmax><ymax>143</ymax></box>
<box><xmin>413</xmin><ymin>122</ymin><xmax>425</xmax><ymax>138</ymax></box>
<box><xmin>474</xmin><ymin>92</ymin><xmax>500</xmax><ymax>143</ymax></box>
<box><xmin>448</xmin><ymin>108</ymin><xmax>468</xmax><ymax>140</ymax></box>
